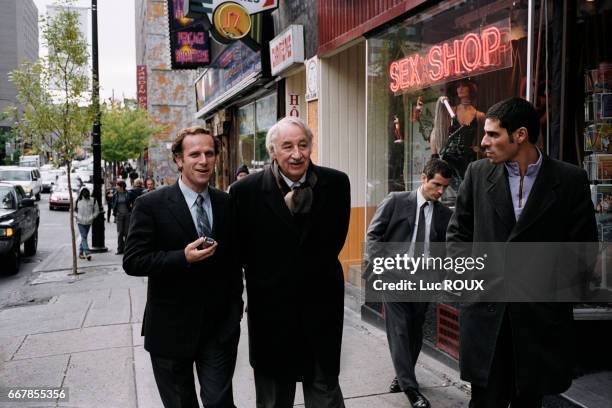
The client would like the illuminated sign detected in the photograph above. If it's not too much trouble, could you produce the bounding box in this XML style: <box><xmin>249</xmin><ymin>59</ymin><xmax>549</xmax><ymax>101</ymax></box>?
<box><xmin>137</xmin><ymin>65</ymin><xmax>147</xmax><ymax>109</ymax></box>
<box><xmin>389</xmin><ymin>19</ymin><xmax>512</xmax><ymax>93</ymax></box>
<box><xmin>269</xmin><ymin>25</ymin><xmax>304</xmax><ymax>76</ymax></box>
<box><xmin>195</xmin><ymin>40</ymin><xmax>262</xmax><ymax>116</ymax></box>
<box><xmin>213</xmin><ymin>2</ymin><xmax>251</xmax><ymax>40</ymax></box>
<box><xmin>168</xmin><ymin>0</ymin><xmax>210</xmax><ymax>69</ymax></box>
<box><xmin>195</xmin><ymin>0</ymin><xmax>277</xmax><ymax>22</ymax></box>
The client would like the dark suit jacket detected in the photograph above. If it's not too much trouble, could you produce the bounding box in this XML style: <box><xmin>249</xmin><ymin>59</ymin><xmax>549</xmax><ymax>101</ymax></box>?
<box><xmin>123</xmin><ymin>183</ymin><xmax>243</xmax><ymax>359</ymax></box>
<box><xmin>446</xmin><ymin>156</ymin><xmax>597</xmax><ymax>394</ymax></box>
<box><xmin>364</xmin><ymin>191</ymin><xmax>452</xmax><ymax>284</ymax></box>
<box><xmin>230</xmin><ymin>164</ymin><xmax>350</xmax><ymax>380</ymax></box>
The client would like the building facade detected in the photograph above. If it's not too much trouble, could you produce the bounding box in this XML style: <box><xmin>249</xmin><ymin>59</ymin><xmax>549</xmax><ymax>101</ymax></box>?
<box><xmin>135</xmin><ymin>0</ymin><xmax>202</xmax><ymax>185</ymax></box>
<box><xmin>0</xmin><ymin>0</ymin><xmax>39</xmax><ymax>125</ymax></box>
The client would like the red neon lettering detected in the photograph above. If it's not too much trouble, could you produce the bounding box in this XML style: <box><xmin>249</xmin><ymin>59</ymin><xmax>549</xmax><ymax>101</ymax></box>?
<box><xmin>443</xmin><ymin>40</ymin><xmax>461</xmax><ymax>77</ymax></box>
<box><xmin>399</xmin><ymin>58</ymin><xmax>411</xmax><ymax>89</ymax></box>
<box><xmin>389</xmin><ymin>62</ymin><xmax>400</xmax><ymax>92</ymax></box>
<box><xmin>481</xmin><ymin>27</ymin><xmax>501</xmax><ymax>66</ymax></box>
<box><xmin>408</xmin><ymin>55</ymin><xmax>421</xmax><ymax>86</ymax></box>
<box><xmin>461</xmin><ymin>33</ymin><xmax>482</xmax><ymax>72</ymax></box>
<box><xmin>225</xmin><ymin>11</ymin><xmax>240</xmax><ymax>30</ymax></box>
<box><xmin>428</xmin><ymin>46</ymin><xmax>444</xmax><ymax>81</ymax></box>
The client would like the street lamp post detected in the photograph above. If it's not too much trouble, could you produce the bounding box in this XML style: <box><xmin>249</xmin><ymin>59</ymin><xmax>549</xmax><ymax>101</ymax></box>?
<box><xmin>90</xmin><ymin>0</ymin><xmax>107</xmax><ymax>252</ymax></box>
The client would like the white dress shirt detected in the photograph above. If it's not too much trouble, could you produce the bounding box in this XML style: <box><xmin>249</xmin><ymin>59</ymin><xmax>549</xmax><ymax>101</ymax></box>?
<box><xmin>178</xmin><ymin>177</ymin><xmax>213</xmax><ymax>235</ymax></box>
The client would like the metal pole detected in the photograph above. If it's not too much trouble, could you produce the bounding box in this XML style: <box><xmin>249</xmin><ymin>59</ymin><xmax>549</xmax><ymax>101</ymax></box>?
<box><xmin>526</xmin><ymin>0</ymin><xmax>535</xmax><ymax>103</ymax></box>
<box><xmin>90</xmin><ymin>0</ymin><xmax>107</xmax><ymax>252</ymax></box>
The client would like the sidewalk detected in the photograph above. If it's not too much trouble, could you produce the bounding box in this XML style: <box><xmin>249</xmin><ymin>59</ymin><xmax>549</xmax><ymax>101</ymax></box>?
<box><xmin>0</xmin><ymin>243</ymin><xmax>470</xmax><ymax>408</ymax></box>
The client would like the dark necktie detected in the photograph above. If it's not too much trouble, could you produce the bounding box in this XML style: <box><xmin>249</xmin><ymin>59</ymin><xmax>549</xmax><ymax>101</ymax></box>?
<box><xmin>414</xmin><ymin>202</ymin><xmax>428</xmax><ymax>256</ymax></box>
<box><xmin>195</xmin><ymin>194</ymin><xmax>212</xmax><ymax>238</ymax></box>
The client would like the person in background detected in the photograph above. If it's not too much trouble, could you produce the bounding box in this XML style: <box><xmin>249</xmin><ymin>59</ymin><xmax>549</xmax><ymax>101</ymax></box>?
<box><xmin>75</xmin><ymin>187</ymin><xmax>101</xmax><ymax>261</ymax></box>
<box><xmin>105</xmin><ymin>179</ymin><xmax>116</xmax><ymax>223</ymax></box>
<box><xmin>227</xmin><ymin>165</ymin><xmax>250</xmax><ymax>192</ymax></box>
<box><xmin>145</xmin><ymin>177</ymin><xmax>156</xmax><ymax>193</ymax></box>
<box><xmin>112</xmin><ymin>180</ymin><xmax>132</xmax><ymax>255</ymax></box>
<box><xmin>129</xmin><ymin>178</ymin><xmax>146</xmax><ymax>202</ymax></box>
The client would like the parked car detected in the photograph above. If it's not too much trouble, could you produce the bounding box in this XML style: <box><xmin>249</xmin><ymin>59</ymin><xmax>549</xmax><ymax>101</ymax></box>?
<box><xmin>48</xmin><ymin>185</ymin><xmax>76</xmax><ymax>211</ymax></box>
<box><xmin>41</xmin><ymin>169</ymin><xmax>66</xmax><ymax>193</ymax></box>
<box><xmin>0</xmin><ymin>166</ymin><xmax>42</xmax><ymax>201</ymax></box>
<box><xmin>0</xmin><ymin>183</ymin><xmax>39</xmax><ymax>274</ymax></box>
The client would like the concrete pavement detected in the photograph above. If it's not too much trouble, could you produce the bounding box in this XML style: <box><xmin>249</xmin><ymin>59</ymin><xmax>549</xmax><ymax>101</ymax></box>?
<box><xmin>0</xmin><ymin>240</ymin><xmax>470</xmax><ymax>408</ymax></box>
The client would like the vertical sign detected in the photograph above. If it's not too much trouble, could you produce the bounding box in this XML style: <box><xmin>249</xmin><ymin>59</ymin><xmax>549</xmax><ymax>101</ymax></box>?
<box><xmin>288</xmin><ymin>94</ymin><xmax>300</xmax><ymax>117</ymax></box>
<box><xmin>168</xmin><ymin>0</ymin><xmax>210</xmax><ymax>69</ymax></box>
<box><xmin>137</xmin><ymin>65</ymin><xmax>147</xmax><ymax>109</ymax></box>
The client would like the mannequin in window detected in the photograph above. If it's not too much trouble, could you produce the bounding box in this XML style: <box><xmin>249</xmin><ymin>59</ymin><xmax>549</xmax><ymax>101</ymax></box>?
<box><xmin>430</xmin><ymin>79</ymin><xmax>485</xmax><ymax>191</ymax></box>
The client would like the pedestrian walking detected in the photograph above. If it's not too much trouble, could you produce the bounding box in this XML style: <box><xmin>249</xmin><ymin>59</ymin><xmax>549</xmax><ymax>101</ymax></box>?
<box><xmin>123</xmin><ymin>126</ymin><xmax>242</xmax><ymax>408</ymax></box>
<box><xmin>365</xmin><ymin>158</ymin><xmax>453</xmax><ymax>408</ymax></box>
<box><xmin>230</xmin><ymin>117</ymin><xmax>351</xmax><ymax>408</ymax></box>
<box><xmin>112</xmin><ymin>180</ymin><xmax>132</xmax><ymax>255</ymax></box>
<box><xmin>105</xmin><ymin>180</ymin><xmax>115</xmax><ymax>223</ymax></box>
<box><xmin>129</xmin><ymin>178</ymin><xmax>146</xmax><ymax>202</ymax></box>
<box><xmin>447</xmin><ymin>97</ymin><xmax>597</xmax><ymax>407</ymax></box>
<box><xmin>75</xmin><ymin>188</ymin><xmax>101</xmax><ymax>261</ymax></box>
<box><xmin>144</xmin><ymin>177</ymin><xmax>155</xmax><ymax>192</ymax></box>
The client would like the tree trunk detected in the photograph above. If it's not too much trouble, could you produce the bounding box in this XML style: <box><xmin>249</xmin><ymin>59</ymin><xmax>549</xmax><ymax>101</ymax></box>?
<box><xmin>66</xmin><ymin>162</ymin><xmax>82</xmax><ymax>275</ymax></box>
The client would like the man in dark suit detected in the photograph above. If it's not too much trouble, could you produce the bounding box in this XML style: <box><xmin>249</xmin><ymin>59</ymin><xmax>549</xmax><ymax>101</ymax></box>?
<box><xmin>447</xmin><ymin>98</ymin><xmax>597</xmax><ymax>407</ymax></box>
<box><xmin>123</xmin><ymin>126</ymin><xmax>243</xmax><ymax>408</ymax></box>
<box><xmin>366</xmin><ymin>159</ymin><xmax>453</xmax><ymax>408</ymax></box>
<box><xmin>230</xmin><ymin>117</ymin><xmax>350</xmax><ymax>408</ymax></box>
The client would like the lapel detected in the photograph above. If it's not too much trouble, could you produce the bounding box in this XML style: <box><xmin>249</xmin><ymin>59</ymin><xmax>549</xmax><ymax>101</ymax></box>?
<box><xmin>208</xmin><ymin>187</ymin><xmax>224</xmax><ymax>239</ymax></box>
<box><xmin>486</xmin><ymin>164</ymin><xmax>516</xmax><ymax>234</ymax></box>
<box><xmin>262</xmin><ymin>166</ymin><xmax>298</xmax><ymax>234</ymax></box>
<box><xmin>167</xmin><ymin>182</ymin><xmax>198</xmax><ymax>241</ymax></box>
<box><xmin>390</xmin><ymin>191</ymin><xmax>416</xmax><ymax>241</ymax></box>
<box><xmin>508</xmin><ymin>155</ymin><xmax>559</xmax><ymax>241</ymax></box>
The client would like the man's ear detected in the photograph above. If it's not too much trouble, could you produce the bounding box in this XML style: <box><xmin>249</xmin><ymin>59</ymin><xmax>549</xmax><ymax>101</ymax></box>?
<box><xmin>420</xmin><ymin>173</ymin><xmax>428</xmax><ymax>184</ymax></box>
<box><xmin>268</xmin><ymin>146</ymin><xmax>276</xmax><ymax>161</ymax></box>
<box><xmin>174</xmin><ymin>154</ymin><xmax>183</xmax><ymax>172</ymax></box>
<box><xmin>515</xmin><ymin>127</ymin><xmax>529</xmax><ymax>144</ymax></box>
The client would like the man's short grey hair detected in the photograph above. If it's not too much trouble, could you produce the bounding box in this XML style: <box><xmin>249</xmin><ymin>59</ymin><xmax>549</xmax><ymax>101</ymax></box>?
<box><xmin>265</xmin><ymin>117</ymin><xmax>314</xmax><ymax>156</ymax></box>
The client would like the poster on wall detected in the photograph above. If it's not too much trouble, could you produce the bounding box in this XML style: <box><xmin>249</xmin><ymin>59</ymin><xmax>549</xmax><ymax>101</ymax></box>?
<box><xmin>167</xmin><ymin>0</ymin><xmax>210</xmax><ymax>69</ymax></box>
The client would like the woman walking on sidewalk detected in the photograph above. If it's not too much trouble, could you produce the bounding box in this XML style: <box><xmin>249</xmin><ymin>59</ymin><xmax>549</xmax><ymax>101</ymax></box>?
<box><xmin>112</xmin><ymin>180</ymin><xmax>132</xmax><ymax>255</ymax></box>
<box><xmin>75</xmin><ymin>188</ymin><xmax>100</xmax><ymax>261</ymax></box>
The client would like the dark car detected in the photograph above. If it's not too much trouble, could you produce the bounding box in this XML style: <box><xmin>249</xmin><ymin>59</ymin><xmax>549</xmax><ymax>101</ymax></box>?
<box><xmin>0</xmin><ymin>183</ymin><xmax>40</xmax><ymax>274</ymax></box>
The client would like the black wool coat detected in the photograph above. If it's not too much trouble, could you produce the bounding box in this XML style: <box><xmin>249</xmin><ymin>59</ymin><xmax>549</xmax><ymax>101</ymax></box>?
<box><xmin>230</xmin><ymin>164</ymin><xmax>351</xmax><ymax>380</ymax></box>
<box><xmin>446</xmin><ymin>155</ymin><xmax>597</xmax><ymax>394</ymax></box>
<box><xmin>123</xmin><ymin>183</ymin><xmax>243</xmax><ymax>358</ymax></box>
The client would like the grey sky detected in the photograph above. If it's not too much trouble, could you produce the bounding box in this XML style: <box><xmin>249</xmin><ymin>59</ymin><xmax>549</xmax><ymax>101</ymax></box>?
<box><xmin>33</xmin><ymin>0</ymin><xmax>136</xmax><ymax>101</ymax></box>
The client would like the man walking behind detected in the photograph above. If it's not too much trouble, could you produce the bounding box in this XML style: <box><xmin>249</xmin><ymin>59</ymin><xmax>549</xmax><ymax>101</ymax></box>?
<box><xmin>230</xmin><ymin>117</ymin><xmax>351</xmax><ymax>408</ymax></box>
<box><xmin>124</xmin><ymin>126</ymin><xmax>243</xmax><ymax>408</ymax></box>
<box><xmin>447</xmin><ymin>98</ymin><xmax>597</xmax><ymax>407</ymax></box>
<box><xmin>366</xmin><ymin>158</ymin><xmax>453</xmax><ymax>408</ymax></box>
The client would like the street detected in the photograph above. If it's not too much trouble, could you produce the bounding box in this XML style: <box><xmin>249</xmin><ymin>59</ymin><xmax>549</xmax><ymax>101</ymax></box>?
<box><xmin>0</xmin><ymin>193</ymin><xmax>470</xmax><ymax>408</ymax></box>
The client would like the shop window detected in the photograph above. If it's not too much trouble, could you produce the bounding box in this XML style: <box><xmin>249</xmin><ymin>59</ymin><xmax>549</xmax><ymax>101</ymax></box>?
<box><xmin>237</xmin><ymin>93</ymin><xmax>277</xmax><ymax>172</ymax></box>
<box><xmin>366</xmin><ymin>0</ymin><xmax>530</xmax><ymax>209</ymax></box>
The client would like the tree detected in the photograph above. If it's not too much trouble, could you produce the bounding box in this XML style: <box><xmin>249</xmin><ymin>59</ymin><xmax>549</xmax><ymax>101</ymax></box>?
<box><xmin>101</xmin><ymin>102</ymin><xmax>163</xmax><ymax>168</ymax></box>
<box><xmin>10</xmin><ymin>2</ymin><xmax>95</xmax><ymax>275</ymax></box>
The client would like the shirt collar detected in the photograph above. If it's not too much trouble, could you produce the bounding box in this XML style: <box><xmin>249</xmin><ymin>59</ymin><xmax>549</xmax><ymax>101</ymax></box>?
<box><xmin>504</xmin><ymin>148</ymin><xmax>543</xmax><ymax>177</ymax></box>
<box><xmin>416</xmin><ymin>186</ymin><xmax>430</xmax><ymax>209</ymax></box>
<box><xmin>178</xmin><ymin>176</ymin><xmax>209</xmax><ymax>208</ymax></box>
<box><xmin>279</xmin><ymin>170</ymin><xmax>307</xmax><ymax>189</ymax></box>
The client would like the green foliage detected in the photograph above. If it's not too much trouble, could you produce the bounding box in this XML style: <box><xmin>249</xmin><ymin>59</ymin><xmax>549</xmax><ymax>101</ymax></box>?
<box><xmin>9</xmin><ymin>2</ymin><xmax>94</xmax><ymax>163</ymax></box>
<box><xmin>101</xmin><ymin>102</ymin><xmax>163</xmax><ymax>163</ymax></box>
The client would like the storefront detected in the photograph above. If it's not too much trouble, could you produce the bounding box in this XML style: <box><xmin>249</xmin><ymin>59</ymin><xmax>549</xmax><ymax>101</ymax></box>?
<box><xmin>364</xmin><ymin>0</ymin><xmax>612</xmax><ymax>363</ymax></box>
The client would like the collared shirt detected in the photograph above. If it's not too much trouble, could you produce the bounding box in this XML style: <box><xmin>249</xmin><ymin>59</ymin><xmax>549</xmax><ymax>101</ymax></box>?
<box><xmin>504</xmin><ymin>149</ymin><xmax>543</xmax><ymax>221</ymax></box>
<box><xmin>409</xmin><ymin>187</ymin><xmax>434</xmax><ymax>256</ymax></box>
<box><xmin>280</xmin><ymin>170</ymin><xmax>307</xmax><ymax>190</ymax></box>
<box><xmin>178</xmin><ymin>177</ymin><xmax>213</xmax><ymax>235</ymax></box>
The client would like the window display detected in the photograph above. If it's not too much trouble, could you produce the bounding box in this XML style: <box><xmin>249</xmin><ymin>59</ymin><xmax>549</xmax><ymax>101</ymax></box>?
<box><xmin>367</xmin><ymin>0</ymin><xmax>529</xmax><ymax>208</ymax></box>
<box><xmin>237</xmin><ymin>92</ymin><xmax>277</xmax><ymax>172</ymax></box>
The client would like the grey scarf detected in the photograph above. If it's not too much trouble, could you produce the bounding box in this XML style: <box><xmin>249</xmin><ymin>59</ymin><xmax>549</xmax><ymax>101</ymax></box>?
<box><xmin>271</xmin><ymin>161</ymin><xmax>317</xmax><ymax>214</ymax></box>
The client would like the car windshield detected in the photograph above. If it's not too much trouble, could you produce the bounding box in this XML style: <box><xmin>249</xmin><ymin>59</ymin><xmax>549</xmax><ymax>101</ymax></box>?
<box><xmin>0</xmin><ymin>187</ymin><xmax>16</xmax><ymax>209</ymax></box>
<box><xmin>0</xmin><ymin>170</ymin><xmax>31</xmax><ymax>182</ymax></box>
<box><xmin>41</xmin><ymin>172</ymin><xmax>58</xmax><ymax>182</ymax></box>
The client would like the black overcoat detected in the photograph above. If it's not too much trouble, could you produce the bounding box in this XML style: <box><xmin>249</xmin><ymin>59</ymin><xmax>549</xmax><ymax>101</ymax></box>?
<box><xmin>446</xmin><ymin>156</ymin><xmax>597</xmax><ymax>394</ymax></box>
<box><xmin>230</xmin><ymin>164</ymin><xmax>351</xmax><ymax>380</ymax></box>
<box><xmin>123</xmin><ymin>183</ymin><xmax>243</xmax><ymax>358</ymax></box>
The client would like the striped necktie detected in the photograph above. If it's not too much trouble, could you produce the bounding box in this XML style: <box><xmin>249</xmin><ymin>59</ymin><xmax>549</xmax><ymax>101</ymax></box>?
<box><xmin>195</xmin><ymin>194</ymin><xmax>212</xmax><ymax>238</ymax></box>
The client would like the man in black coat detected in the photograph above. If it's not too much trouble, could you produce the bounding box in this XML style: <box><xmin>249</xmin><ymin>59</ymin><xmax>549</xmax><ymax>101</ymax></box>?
<box><xmin>366</xmin><ymin>159</ymin><xmax>453</xmax><ymax>408</ymax></box>
<box><xmin>446</xmin><ymin>98</ymin><xmax>597</xmax><ymax>407</ymax></box>
<box><xmin>123</xmin><ymin>126</ymin><xmax>243</xmax><ymax>408</ymax></box>
<box><xmin>230</xmin><ymin>117</ymin><xmax>350</xmax><ymax>408</ymax></box>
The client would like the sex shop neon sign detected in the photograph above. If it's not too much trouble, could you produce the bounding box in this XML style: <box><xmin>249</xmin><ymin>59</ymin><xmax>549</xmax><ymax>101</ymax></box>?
<box><xmin>389</xmin><ymin>19</ymin><xmax>513</xmax><ymax>93</ymax></box>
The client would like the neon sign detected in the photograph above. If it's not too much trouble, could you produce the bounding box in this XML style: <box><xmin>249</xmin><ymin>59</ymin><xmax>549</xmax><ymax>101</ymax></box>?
<box><xmin>167</xmin><ymin>0</ymin><xmax>210</xmax><ymax>69</ymax></box>
<box><xmin>389</xmin><ymin>19</ymin><xmax>512</xmax><ymax>93</ymax></box>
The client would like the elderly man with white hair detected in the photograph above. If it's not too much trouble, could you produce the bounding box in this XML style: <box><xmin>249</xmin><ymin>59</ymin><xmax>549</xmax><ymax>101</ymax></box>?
<box><xmin>230</xmin><ymin>117</ymin><xmax>351</xmax><ymax>408</ymax></box>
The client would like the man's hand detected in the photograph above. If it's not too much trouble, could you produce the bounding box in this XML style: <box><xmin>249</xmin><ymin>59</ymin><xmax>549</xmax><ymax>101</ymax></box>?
<box><xmin>184</xmin><ymin>237</ymin><xmax>218</xmax><ymax>264</ymax></box>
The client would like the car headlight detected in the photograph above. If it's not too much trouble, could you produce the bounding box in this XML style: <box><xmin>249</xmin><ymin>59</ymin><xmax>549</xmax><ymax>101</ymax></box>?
<box><xmin>0</xmin><ymin>227</ymin><xmax>14</xmax><ymax>237</ymax></box>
